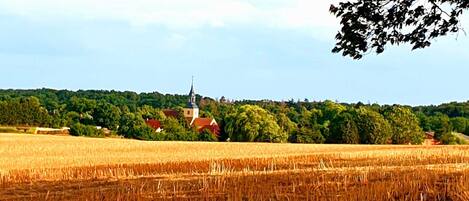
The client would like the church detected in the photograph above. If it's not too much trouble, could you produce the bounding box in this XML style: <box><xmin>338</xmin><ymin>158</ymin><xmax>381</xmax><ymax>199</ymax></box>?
<box><xmin>182</xmin><ymin>81</ymin><xmax>220</xmax><ymax>134</ymax></box>
<box><xmin>146</xmin><ymin>81</ymin><xmax>220</xmax><ymax>135</ymax></box>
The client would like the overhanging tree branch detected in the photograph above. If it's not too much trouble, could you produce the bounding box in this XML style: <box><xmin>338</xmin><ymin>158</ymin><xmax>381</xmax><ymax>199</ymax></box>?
<box><xmin>330</xmin><ymin>0</ymin><xmax>468</xmax><ymax>59</ymax></box>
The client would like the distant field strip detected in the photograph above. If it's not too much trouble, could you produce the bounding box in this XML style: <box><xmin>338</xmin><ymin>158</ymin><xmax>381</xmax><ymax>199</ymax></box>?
<box><xmin>0</xmin><ymin>133</ymin><xmax>431</xmax><ymax>171</ymax></box>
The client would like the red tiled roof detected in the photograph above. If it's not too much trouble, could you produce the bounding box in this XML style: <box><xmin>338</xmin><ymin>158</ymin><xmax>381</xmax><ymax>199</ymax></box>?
<box><xmin>199</xmin><ymin>124</ymin><xmax>220</xmax><ymax>135</ymax></box>
<box><xmin>193</xmin><ymin>118</ymin><xmax>215</xmax><ymax>128</ymax></box>
<box><xmin>145</xmin><ymin>119</ymin><xmax>161</xmax><ymax>129</ymax></box>
<box><xmin>163</xmin><ymin>109</ymin><xmax>180</xmax><ymax>119</ymax></box>
<box><xmin>192</xmin><ymin>118</ymin><xmax>219</xmax><ymax>135</ymax></box>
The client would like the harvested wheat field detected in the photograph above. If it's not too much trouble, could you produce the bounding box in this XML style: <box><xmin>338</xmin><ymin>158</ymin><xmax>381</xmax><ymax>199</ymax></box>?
<box><xmin>1</xmin><ymin>133</ymin><xmax>469</xmax><ymax>200</ymax></box>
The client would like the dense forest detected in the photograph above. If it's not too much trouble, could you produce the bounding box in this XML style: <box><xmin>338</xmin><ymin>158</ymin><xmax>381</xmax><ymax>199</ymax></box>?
<box><xmin>0</xmin><ymin>88</ymin><xmax>467</xmax><ymax>145</ymax></box>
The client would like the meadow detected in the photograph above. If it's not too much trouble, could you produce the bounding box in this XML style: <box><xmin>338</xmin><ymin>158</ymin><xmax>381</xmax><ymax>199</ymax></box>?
<box><xmin>1</xmin><ymin>133</ymin><xmax>469</xmax><ymax>200</ymax></box>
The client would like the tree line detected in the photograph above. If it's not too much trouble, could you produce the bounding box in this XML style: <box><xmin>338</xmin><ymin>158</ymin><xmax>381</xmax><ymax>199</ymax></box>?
<box><xmin>0</xmin><ymin>89</ymin><xmax>466</xmax><ymax>144</ymax></box>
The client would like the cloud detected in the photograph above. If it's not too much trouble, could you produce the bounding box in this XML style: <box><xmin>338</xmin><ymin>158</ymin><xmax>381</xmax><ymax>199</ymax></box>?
<box><xmin>0</xmin><ymin>0</ymin><xmax>340</xmax><ymax>30</ymax></box>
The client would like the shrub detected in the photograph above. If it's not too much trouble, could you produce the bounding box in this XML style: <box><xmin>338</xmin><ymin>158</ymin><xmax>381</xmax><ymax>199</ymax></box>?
<box><xmin>133</xmin><ymin>125</ymin><xmax>158</xmax><ymax>141</ymax></box>
<box><xmin>0</xmin><ymin>127</ymin><xmax>19</xmax><ymax>133</ymax></box>
<box><xmin>440</xmin><ymin>133</ymin><xmax>468</xmax><ymax>145</ymax></box>
<box><xmin>289</xmin><ymin>127</ymin><xmax>325</xmax><ymax>144</ymax></box>
<box><xmin>70</xmin><ymin>123</ymin><xmax>104</xmax><ymax>137</ymax></box>
<box><xmin>198</xmin><ymin>128</ymin><xmax>219</xmax><ymax>142</ymax></box>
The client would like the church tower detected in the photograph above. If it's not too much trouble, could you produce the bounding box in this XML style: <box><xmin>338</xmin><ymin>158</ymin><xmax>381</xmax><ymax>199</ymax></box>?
<box><xmin>183</xmin><ymin>78</ymin><xmax>199</xmax><ymax>125</ymax></box>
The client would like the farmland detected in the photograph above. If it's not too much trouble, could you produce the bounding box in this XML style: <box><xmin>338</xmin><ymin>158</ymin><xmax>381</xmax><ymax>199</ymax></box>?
<box><xmin>1</xmin><ymin>133</ymin><xmax>469</xmax><ymax>200</ymax></box>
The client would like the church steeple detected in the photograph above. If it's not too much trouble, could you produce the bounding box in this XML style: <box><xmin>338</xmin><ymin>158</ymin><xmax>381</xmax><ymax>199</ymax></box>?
<box><xmin>184</xmin><ymin>77</ymin><xmax>199</xmax><ymax>124</ymax></box>
<box><xmin>187</xmin><ymin>76</ymin><xmax>198</xmax><ymax>108</ymax></box>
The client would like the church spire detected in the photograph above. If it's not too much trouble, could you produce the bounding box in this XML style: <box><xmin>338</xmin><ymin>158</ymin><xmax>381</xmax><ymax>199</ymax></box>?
<box><xmin>188</xmin><ymin>76</ymin><xmax>198</xmax><ymax>108</ymax></box>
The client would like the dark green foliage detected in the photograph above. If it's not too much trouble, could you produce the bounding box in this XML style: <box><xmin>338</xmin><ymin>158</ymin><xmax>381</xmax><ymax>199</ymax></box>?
<box><xmin>118</xmin><ymin>112</ymin><xmax>164</xmax><ymax>141</ymax></box>
<box><xmin>450</xmin><ymin>117</ymin><xmax>468</xmax><ymax>133</ymax></box>
<box><xmin>355</xmin><ymin>107</ymin><xmax>392</xmax><ymax>144</ymax></box>
<box><xmin>289</xmin><ymin>126</ymin><xmax>325</xmax><ymax>144</ymax></box>
<box><xmin>465</xmin><ymin>126</ymin><xmax>469</xmax><ymax>136</ymax></box>
<box><xmin>330</xmin><ymin>0</ymin><xmax>468</xmax><ymax>59</ymax></box>
<box><xmin>428</xmin><ymin>113</ymin><xmax>452</xmax><ymax>140</ymax></box>
<box><xmin>0</xmin><ymin>97</ymin><xmax>51</xmax><ymax>127</ymax></box>
<box><xmin>4</xmin><ymin>89</ymin><xmax>469</xmax><ymax>145</ymax></box>
<box><xmin>329</xmin><ymin>112</ymin><xmax>360</xmax><ymax>144</ymax></box>
<box><xmin>198</xmin><ymin>128</ymin><xmax>219</xmax><ymax>142</ymax></box>
<box><xmin>160</xmin><ymin>118</ymin><xmax>198</xmax><ymax>141</ymax></box>
<box><xmin>133</xmin><ymin>126</ymin><xmax>158</xmax><ymax>141</ymax></box>
<box><xmin>70</xmin><ymin>123</ymin><xmax>104</xmax><ymax>137</ymax></box>
<box><xmin>94</xmin><ymin>101</ymin><xmax>122</xmax><ymax>130</ymax></box>
<box><xmin>416</xmin><ymin>112</ymin><xmax>432</xmax><ymax>132</ymax></box>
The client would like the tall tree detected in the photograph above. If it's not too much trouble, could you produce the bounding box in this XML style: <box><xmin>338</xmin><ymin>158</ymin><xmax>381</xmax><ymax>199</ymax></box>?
<box><xmin>330</xmin><ymin>0</ymin><xmax>468</xmax><ymax>59</ymax></box>
<box><xmin>330</xmin><ymin>112</ymin><xmax>360</xmax><ymax>144</ymax></box>
<box><xmin>224</xmin><ymin>105</ymin><xmax>286</xmax><ymax>142</ymax></box>
<box><xmin>93</xmin><ymin>101</ymin><xmax>122</xmax><ymax>130</ymax></box>
<box><xmin>289</xmin><ymin>126</ymin><xmax>325</xmax><ymax>144</ymax></box>
<box><xmin>355</xmin><ymin>107</ymin><xmax>392</xmax><ymax>144</ymax></box>
<box><xmin>450</xmin><ymin>117</ymin><xmax>468</xmax><ymax>133</ymax></box>
<box><xmin>428</xmin><ymin>113</ymin><xmax>452</xmax><ymax>139</ymax></box>
<box><xmin>383</xmin><ymin>106</ymin><xmax>424</xmax><ymax>144</ymax></box>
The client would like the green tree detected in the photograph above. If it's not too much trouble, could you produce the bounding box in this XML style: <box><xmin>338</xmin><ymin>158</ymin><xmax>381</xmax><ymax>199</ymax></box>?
<box><xmin>428</xmin><ymin>113</ymin><xmax>452</xmax><ymax>140</ymax></box>
<box><xmin>137</xmin><ymin>105</ymin><xmax>165</xmax><ymax>120</ymax></box>
<box><xmin>289</xmin><ymin>126</ymin><xmax>325</xmax><ymax>144</ymax></box>
<box><xmin>94</xmin><ymin>101</ymin><xmax>122</xmax><ymax>130</ymax></box>
<box><xmin>68</xmin><ymin>97</ymin><xmax>97</xmax><ymax>114</ymax></box>
<box><xmin>198</xmin><ymin>128</ymin><xmax>219</xmax><ymax>142</ymax></box>
<box><xmin>0</xmin><ymin>97</ymin><xmax>51</xmax><ymax>127</ymax></box>
<box><xmin>329</xmin><ymin>112</ymin><xmax>360</xmax><ymax>144</ymax></box>
<box><xmin>276</xmin><ymin>112</ymin><xmax>297</xmax><ymax>137</ymax></box>
<box><xmin>70</xmin><ymin>123</ymin><xmax>104</xmax><ymax>137</ymax></box>
<box><xmin>321</xmin><ymin>100</ymin><xmax>346</xmax><ymax>122</ymax></box>
<box><xmin>440</xmin><ymin>133</ymin><xmax>467</xmax><ymax>145</ymax></box>
<box><xmin>450</xmin><ymin>117</ymin><xmax>468</xmax><ymax>133</ymax></box>
<box><xmin>383</xmin><ymin>106</ymin><xmax>424</xmax><ymax>144</ymax></box>
<box><xmin>224</xmin><ymin>105</ymin><xmax>286</xmax><ymax>142</ymax></box>
<box><xmin>415</xmin><ymin>112</ymin><xmax>432</xmax><ymax>132</ymax></box>
<box><xmin>355</xmin><ymin>107</ymin><xmax>392</xmax><ymax>144</ymax></box>
<box><xmin>160</xmin><ymin>117</ymin><xmax>197</xmax><ymax>141</ymax></box>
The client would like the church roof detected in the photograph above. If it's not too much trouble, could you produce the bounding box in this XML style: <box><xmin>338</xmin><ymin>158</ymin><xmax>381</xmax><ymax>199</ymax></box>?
<box><xmin>187</xmin><ymin>79</ymin><xmax>198</xmax><ymax>108</ymax></box>
<box><xmin>187</xmin><ymin>101</ymin><xmax>198</xmax><ymax>108</ymax></box>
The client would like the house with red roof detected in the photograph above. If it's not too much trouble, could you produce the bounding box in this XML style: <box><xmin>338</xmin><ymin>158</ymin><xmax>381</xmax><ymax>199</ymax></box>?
<box><xmin>145</xmin><ymin>119</ymin><xmax>162</xmax><ymax>132</ymax></box>
<box><xmin>192</xmin><ymin>118</ymin><xmax>220</xmax><ymax>134</ymax></box>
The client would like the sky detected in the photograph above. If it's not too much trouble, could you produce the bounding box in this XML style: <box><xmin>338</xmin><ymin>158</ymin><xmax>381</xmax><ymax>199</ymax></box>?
<box><xmin>0</xmin><ymin>0</ymin><xmax>468</xmax><ymax>106</ymax></box>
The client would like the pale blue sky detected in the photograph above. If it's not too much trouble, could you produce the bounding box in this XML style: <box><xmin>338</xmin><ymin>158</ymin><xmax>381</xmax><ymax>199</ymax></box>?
<box><xmin>0</xmin><ymin>1</ymin><xmax>468</xmax><ymax>106</ymax></box>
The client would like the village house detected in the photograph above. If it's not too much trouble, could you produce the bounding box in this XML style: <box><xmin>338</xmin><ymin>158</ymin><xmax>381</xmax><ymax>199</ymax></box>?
<box><xmin>145</xmin><ymin>81</ymin><xmax>220</xmax><ymax>135</ymax></box>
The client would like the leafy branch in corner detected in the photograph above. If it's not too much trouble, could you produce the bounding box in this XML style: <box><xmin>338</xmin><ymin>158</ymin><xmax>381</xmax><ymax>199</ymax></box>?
<box><xmin>330</xmin><ymin>0</ymin><xmax>468</xmax><ymax>59</ymax></box>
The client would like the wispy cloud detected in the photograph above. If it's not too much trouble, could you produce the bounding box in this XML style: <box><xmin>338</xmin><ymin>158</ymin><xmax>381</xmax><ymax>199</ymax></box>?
<box><xmin>0</xmin><ymin>0</ymin><xmax>340</xmax><ymax>30</ymax></box>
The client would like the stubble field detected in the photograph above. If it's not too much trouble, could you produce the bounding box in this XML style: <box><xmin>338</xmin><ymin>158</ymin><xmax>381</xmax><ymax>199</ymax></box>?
<box><xmin>1</xmin><ymin>133</ymin><xmax>469</xmax><ymax>200</ymax></box>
